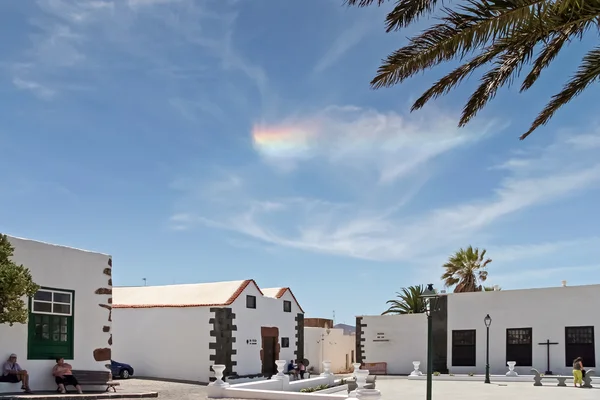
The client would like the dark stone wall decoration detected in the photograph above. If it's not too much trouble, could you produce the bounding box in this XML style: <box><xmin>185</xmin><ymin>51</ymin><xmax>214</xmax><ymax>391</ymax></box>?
<box><xmin>294</xmin><ymin>313</ymin><xmax>305</xmax><ymax>362</ymax></box>
<box><xmin>431</xmin><ymin>295</ymin><xmax>449</xmax><ymax>373</ymax></box>
<box><xmin>94</xmin><ymin>257</ymin><xmax>113</xmax><ymax>363</ymax></box>
<box><xmin>209</xmin><ymin>307</ymin><xmax>237</xmax><ymax>378</ymax></box>
<box><xmin>356</xmin><ymin>317</ymin><xmax>366</xmax><ymax>364</ymax></box>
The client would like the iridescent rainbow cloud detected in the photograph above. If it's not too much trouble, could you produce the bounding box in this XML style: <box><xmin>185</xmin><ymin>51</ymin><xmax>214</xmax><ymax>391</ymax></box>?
<box><xmin>252</xmin><ymin>124</ymin><xmax>317</xmax><ymax>158</ymax></box>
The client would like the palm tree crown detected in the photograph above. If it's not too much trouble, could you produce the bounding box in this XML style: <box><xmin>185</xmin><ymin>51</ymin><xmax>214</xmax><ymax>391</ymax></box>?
<box><xmin>346</xmin><ymin>0</ymin><xmax>600</xmax><ymax>140</ymax></box>
<box><xmin>441</xmin><ymin>246</ymin><xmax>492</xmax><ymax>292</ymax></box>
<box><xmin>382</xmin><ymin>285</ymin><xmax>427</xmax><ymax>314</ymax></box>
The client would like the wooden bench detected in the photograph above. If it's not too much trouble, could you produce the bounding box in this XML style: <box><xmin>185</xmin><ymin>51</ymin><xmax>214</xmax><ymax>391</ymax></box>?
<box><xmin>64</xmin><ymin>370</ymin><xmax>120</xmax><ymax>392</ymax></box>
<box><xmin>531</xmin><ymin>368</ymin><xmax>594</xmax><ymax>388</ymax></box>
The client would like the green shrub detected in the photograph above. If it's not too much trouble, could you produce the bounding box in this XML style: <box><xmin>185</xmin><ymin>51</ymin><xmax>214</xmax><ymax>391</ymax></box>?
<box><xmin>433</xmin><ymin>371</ymin><xmax>440</xmax><ymax>376</ymax></box>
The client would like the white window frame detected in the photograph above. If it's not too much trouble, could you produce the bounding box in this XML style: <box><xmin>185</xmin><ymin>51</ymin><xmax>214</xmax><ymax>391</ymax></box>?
<box><xmin>31</xmin><ymin>289</ymin><xmax>73</xmax><ymax>316</ymax></box>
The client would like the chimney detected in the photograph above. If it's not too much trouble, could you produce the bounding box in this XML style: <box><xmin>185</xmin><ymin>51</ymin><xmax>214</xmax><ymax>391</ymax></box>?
<box><xmin>562</xmin><ymin>280</ymin><xmax>567</xmax><ymax>287</ymax></box>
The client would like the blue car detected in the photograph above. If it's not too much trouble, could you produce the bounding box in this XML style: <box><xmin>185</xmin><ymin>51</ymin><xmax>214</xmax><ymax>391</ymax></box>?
<box><xmin>110</xmin><ymin>360</ymin><xmax>134</xmax><ymax>379</ymax></box>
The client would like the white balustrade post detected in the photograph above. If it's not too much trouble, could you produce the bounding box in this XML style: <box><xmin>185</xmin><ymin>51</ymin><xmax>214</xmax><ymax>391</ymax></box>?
<box><xmin>321</xmin><ymin>360</ymin><xmax>332</xmax><ymax>376</ymax></box>
<box><xmin>274</xmin><ymin>360</ymin><xmax>287</xmax><ymax>379</ymax></box>
<box><xmin>353</xmin><ymin>363</ymin><xmax>362</xmax><ymax>377</ymax></box>
<box><xmin>410</xmin><ymin>361</ymin><xmax>423</xmax><ymax>376</ymax></box>
<box><xmin>506</xmin><ymin>361</ymin><xmax>518</xmax><ymax>376</ymax></box>
<box><xmin>207</xmin><ymin>365</ymin><xmax>229</xmax><ymax>398</ymax></box>
<box><xmin>348</xmin><ymin>370</ymin><xmax>371</xmax><ymax>399</ymax></box>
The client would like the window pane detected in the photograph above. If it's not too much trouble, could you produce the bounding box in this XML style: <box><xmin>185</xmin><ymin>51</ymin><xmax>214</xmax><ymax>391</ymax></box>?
<box><xmin>60</xmin><ymin>334</ymin><xmax>68</xmax><ymax>342</ymax></box>
<box><xmin>61</xmin><ymin>325</ymin><xmax>67</xmax><ymax>333</ymax></box>
<box><xmin>53</xmin><ymin>292</ymin><xmax>71</xmax><ymax>304</ymax></box>
<box><xmin>53</xmin><ymin>304</ymin><xmax>71</xmax><ymax>315</ymax></box>
<box><xmin>34</xmin><ymin>291</ymin><xmax>52</xmax><ymax>302</ymax></box>
<box><xmin>52</xmin><ymin>333</ymin><xmax>60</xmax><ymax>341</ymax></box>
<box><xmin>33</xmin><ymin>302</ymin><xmax>52</xmax><ymax>313</ymax></box>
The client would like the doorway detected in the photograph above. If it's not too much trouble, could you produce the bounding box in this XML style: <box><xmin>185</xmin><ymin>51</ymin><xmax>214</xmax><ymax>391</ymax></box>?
<box><xmin>261</xmin><ymin>327</ymin><xmax>279</xmax><ymax>376</ymax></box>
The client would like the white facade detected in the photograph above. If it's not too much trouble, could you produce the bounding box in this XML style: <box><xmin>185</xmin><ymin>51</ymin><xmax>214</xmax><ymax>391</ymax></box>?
<box><xmin>0</xmin><ymin>236</ymin><xmax>112</xmax><ymax>392</ymax></box>
<box><xmin>112</xmin><ymin>280</ymin><xmax>303</xmax><ymax>383</ymax></box>
<box><xmin>359</xmin><ymin>314</ymin><xmax>428</xmax><ymax>375</ymax></box>
<box><xmin>447</xmin><ymin>284</ymin><xmax>600</xmax><ymax>376</ymax></box>
<box><xmin>304</xmin><ymin>326</ymin><xmax>356</xmax><ymax>374</ymax></box>
<box><xmin>359</xmin><ymin>284</ymin><xmax>600</xmax><ymax>376</ymax></box>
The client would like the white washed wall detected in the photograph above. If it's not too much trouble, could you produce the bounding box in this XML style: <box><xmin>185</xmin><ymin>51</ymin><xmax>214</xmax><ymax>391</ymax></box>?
<box><xmin>112</xmin><ymin>306</ymin><xmax>211</xmax><ymax>383</ymax></box>
<box><xmin>232</xmin><ymin>284</ymin><xmax>301</xmax><ymax>376</ymax></box>
<box><xmin>361</xmin><ymin>314</ymin><xmax>428</xmax><ymax>375</ymax></box>
<box><xmin>304</xmin><ymin>327</ymin><xmax>355</xmax><ymax>373</ymax></box>
<box><xmin>0</xmin><ymin>236</ymin><xmax>111</xmax><ymax>392</ymax></box>
<box><xmin>447</xmin><ymin>285</ymin><xmax>600</xmax><ymax>376</ymax></box>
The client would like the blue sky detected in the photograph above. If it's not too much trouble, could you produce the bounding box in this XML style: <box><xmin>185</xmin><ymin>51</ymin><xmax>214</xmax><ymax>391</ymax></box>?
<box><xmin>1</xmin><ymin>0</ymin><xmax>600</xmax><ymax>326</ymax></box>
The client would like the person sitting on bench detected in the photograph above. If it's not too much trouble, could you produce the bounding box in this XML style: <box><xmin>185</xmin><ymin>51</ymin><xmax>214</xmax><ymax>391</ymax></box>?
<box><xmin>53</xmin><ymin>357</ymin><xmax>83</xmax><ymax>394</ymax></box>
<box><xmin>0</xmin><ymin>354</ymin><xmax>33</xmax><ymax>393</ymax></box>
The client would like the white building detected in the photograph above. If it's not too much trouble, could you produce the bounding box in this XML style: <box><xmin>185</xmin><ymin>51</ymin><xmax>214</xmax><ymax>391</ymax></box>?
<box><xmin>358</xmin><ymin>284</ymin><xmax>600</xmax><ymax>376</ymax></box>
<box><xmin>0</xmin><ymin>236</ymin><xmax>112</xmax><ymax>393</ymax></box>
<box><xmin>304</xmin><ymin>319</ymin><xmax>356</xmax><ymax>374</ymax></box>
<box><xmin>112</xmin><ymin>280</ymin><xmax>304</xmax><ymax>383</ymax></box>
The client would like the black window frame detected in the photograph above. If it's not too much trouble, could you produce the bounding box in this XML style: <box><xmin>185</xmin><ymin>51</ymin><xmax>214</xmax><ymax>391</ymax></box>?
<box><xmin>565</xmin><ymin>326</ymin><xmax>595</xmax><ymax>367</ymax></box>
<box><xmin>246</xmin><ymin>295</ymin><xmax>256</xmax><ymax>309</ymax></box>
<box><xmin>452</xmin><ymin>329</ymin><xmax>476</xmax><ymax>367</ymax></box>
<box><xmin>506</xmin><ymin>328</ymin><xmax>533</xmax><ymax>367</ymax></box>
<box><xmin>283</xmin><ymin>300</ymin><xmax>292</xmax><ymax>312</ymax></box>
<box><xmin>281</xmin><ymin>337</ymin><xmax>290</xmax><ymax>348</ymax></box>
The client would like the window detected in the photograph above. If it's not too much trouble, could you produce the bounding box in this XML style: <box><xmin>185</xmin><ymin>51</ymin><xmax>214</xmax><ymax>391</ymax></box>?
<box><xmin>565</xmin><ymin>326</ymin><xmax>595</xmax><ymax>367</ymax></box>
<box><xmin>506</xmin><ymin>328</ymin><xmax>532</xmax><ymax>366</ymax></box>
<box><xmin>281</xmin><ymin>337</ymin><xmax>290</xmax><ymax>348</ymax></box>
<box><xmin>283</xmin><ymin>300</ymin><xmax>292</xmax><ymax>312</ymax></box>
<box><xmin>28</xmin><ymin>288</ymin><xmax>75</xmax><ymax>360</ymax></box>
<box><xmin>246</xmin><ymin>295</ymin><xmax>256</xmax><ymax>309</ymax></box>
<box><xmin>452</xmin><ymin>330</ymin><xmax>476</xmax><ymax>366</ymax></box>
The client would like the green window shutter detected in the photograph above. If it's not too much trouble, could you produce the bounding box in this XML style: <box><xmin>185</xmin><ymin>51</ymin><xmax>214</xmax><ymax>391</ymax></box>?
<box><xmin>27</xmin><ymin>288</ymin><xmax>75</xmax><ymax>360</ymax></box>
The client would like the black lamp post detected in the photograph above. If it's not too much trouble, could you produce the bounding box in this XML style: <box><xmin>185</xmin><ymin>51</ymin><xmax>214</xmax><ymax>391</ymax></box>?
<box><xmin>484</xmin><ymin>314</ymin><xmax>492</xmax><ymax>384</ymax></box>
<box><xmin>422</xmin><ymin>284</ymin><xmax>439</xmax><ymax>400</ymax></box>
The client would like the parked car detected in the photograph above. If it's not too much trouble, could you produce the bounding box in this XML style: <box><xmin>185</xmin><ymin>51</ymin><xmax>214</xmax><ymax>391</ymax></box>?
<box><xmin>110</xmin><ymin>360</ymin><xmax>134</xmax><ymax>379</ymax></box>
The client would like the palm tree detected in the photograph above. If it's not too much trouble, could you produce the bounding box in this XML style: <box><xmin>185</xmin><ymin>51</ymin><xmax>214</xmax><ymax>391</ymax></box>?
<box><xmin>441</xmin><ymin>246</ymin><xmax>492</xmax><ymax>292</ymax></box>
<box><xmin>346</xmin><ymin>0</ymin><xmax>600</xmax><ymax>140</ymax></box>
<box><xmin>382</xmin><ymin>285</ymin><xmax>427</xmax><ymax>314</ymax></box>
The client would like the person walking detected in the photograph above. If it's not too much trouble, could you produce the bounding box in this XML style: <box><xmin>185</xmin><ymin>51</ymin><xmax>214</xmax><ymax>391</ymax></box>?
<box><xmin>573</xmin><ymin>357</ymin><xmax>584</xmax><ymax>388</ymax></box>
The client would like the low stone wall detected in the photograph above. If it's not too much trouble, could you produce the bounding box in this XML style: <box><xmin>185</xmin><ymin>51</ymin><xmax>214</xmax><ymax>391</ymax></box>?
<box><xmin>219</xmin><ymin>388</ymin><xmax>346</xmax><ymax>400</ymax></box>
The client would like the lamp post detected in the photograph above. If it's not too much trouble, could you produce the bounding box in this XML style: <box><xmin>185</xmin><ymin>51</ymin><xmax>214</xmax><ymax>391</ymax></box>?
<box><xmin>421</xmin><ymin>284</ymin><xmax>439</xmax><ymax>400</ymax></box>
<box><xmin>484</xmin><ymin>314</ymin><xmax>492</xmax><ymax>384</ymax></box>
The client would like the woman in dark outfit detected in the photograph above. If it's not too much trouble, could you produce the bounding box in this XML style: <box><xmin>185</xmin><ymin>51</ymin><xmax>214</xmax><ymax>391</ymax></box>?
<box><xmin>53</xmin><ymin>357</ymin><xmax>83</xmax><ymax>394</ymax></box>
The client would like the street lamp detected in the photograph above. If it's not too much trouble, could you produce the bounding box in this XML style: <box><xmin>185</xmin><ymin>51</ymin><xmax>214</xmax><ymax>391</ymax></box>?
<box><xmin>484</xmin><ymin>314</ymin><xmax>492</xmax><ymax>384</ymax></box>
<box><xmin>421</xmin><ymin>284</ymin><xmax>439</xmax><ymax>400</ymax></box>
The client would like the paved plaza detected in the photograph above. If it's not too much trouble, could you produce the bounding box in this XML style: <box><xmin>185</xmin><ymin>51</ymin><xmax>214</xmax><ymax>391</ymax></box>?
<box><xmin>115</xmin><ymin>377</ymin><xmax>599</xmax><ymax>400</ymax></box>
<box><xmin>376</xmin><ymin>377</ymin><xmax>599</xmax><ymax>400</ymax></box>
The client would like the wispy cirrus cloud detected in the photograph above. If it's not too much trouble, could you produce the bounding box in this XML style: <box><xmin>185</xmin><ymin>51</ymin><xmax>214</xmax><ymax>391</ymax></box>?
<box><xmin>251</xmin><ymin>105</ymin><xmax>496</xmax><ymax>182</ymax></box>
<box><xmin>170</xmin><ymin>126</ymin><xmax>600</xmax><ymax>262</ymax></box>
<box><xmin>8</xmin><ymin>0</ymin><xmax>267</xmax><ymax>107</ymax></box>
<box><xmin>314</xmin><ymin>20</ymin><xmax>372</xmax><ymax>74</ymax></box>
<box><xmin>12</xmin><ymin>78</ymin><xmax>56</xmax><ymax>99</ymax></box>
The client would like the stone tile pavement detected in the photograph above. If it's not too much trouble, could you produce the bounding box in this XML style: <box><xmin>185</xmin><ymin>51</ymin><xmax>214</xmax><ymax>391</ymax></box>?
<box><xmin>375</xmin><ymin>378</ymin><xmax>599</xmax><ymax>400</ymax></box>
<box><xmin>7</xmin><ymin>377</ymin><xmax>596</xmax><ymax>400</ymax></box>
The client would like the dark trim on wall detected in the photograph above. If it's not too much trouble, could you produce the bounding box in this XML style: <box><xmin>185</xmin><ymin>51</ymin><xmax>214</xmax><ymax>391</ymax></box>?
<box><xmin>294</xmin><ymin>313</ymin><xmax>305</xmax><ymax>362</ymax></box>
<box><xmin>431</xmin><ymin>295</ymin><xmax>449</xmax><ymax>373</ymax></box>
<box><xmin>209</xmin><ymin>307</ymin><xmax>236</xmax><ymax>377</ymax></box>
<box><xmin>356</xmin><ymin>317</ymin><xmax>367</xmax><ymax>364</ymax></box>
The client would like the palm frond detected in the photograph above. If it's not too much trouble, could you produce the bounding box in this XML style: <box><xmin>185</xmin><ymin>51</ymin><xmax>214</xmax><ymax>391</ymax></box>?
<box><xmin>521</xmin><ymin>45</ymin><xmax>600</xmax><ymax>139</ymax></box>
<box><xmin>382</xmin><ymin>285</ymin><xmax>426</xmax><ymax>314</ymax></box>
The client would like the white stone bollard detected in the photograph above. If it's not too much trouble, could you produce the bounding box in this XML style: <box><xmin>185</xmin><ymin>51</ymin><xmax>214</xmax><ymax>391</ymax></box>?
<box><xmin>347</xmin><ymin>370</ymin><xmax>372</xmax><ymax>399</ymax></box>
<box><xmin>353</xmin><ymin>363</ymin><xmax>362</xmax><ymax>376</ymax></box>
<box><xmin>209</xmin><ymin>365</ymin><xmax>229</xmax><ymax>387</ymax></box>
<box><xmin>321</xmin><ymin>360</ymin><xmax>333</xmax><ymax>376</ymax></box>
<box><xmin>506</xmin><ymin>361</ymin><xmax>518</xmax><ymax>376</ymax></box>
<box><xmin>410</xmin><ymin>361</ymin><xmax>423</xmax><ymax>376</ymax></box>
<box><xmin>274</xmin><ymin>360</ymin><xmax>287</xmax><ymax>379</ymax></box>
<box><xmin>207</xmin><ymin>365</ymin><xmax>230</xmax><ymax>399</ymax></box>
